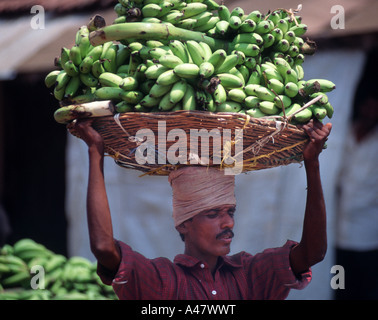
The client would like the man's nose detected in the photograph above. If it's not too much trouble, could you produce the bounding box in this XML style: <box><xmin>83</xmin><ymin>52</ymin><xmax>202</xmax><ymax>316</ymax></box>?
<box><xmin>221</xmin><ymin>212</ymin><xmax>234</xmax><ymax>229</ymax></box>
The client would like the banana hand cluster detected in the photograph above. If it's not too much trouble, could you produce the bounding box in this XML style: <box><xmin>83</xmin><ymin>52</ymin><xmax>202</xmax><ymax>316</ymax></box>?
<box><xmin>0</xmin><ymin>239</ymin><xmax>117</xmax><ymax>300</ymax></box>
<box><xmin>47</xmin><ymin>1</ymin><xmax>336</xmax><ymax>125</ymax></box>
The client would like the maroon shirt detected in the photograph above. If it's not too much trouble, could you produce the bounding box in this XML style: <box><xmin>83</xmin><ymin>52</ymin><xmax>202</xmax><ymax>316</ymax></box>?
<box><xmin>98</xmin><ymin>240</ymin><xmax>311</xmax><ymax>300</ymax></box>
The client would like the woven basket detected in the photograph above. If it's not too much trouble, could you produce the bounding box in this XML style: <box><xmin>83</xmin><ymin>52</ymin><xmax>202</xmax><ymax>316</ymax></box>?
<box><xmin>81</xmin><ymin>110</ymin><xmax>308</xmax><ymax>176</ymax></box>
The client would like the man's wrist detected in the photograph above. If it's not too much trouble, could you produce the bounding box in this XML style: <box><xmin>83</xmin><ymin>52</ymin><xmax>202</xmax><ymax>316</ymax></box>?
<box><xmin>304</xmin><ymin>158</ymin><xmax>320</xmax><ymax>170</ymax></box>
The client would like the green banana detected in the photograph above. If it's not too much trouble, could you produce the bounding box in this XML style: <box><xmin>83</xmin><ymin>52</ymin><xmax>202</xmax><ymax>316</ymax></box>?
<box><xmin>158</xmin><ymin>54</ymin><xmax>184</xmax><ymax>68</ymax></box>
<box><xmin>149</xmin><ymin>83</ymin><xmax>173</xmax><ymax>98</ymax></box>
<box><xmin>306</xmin><ymin>79</ymin><xmax>336</xmax><ymax>92</ymax></box>
<box><xmin>121</xmin><ymin>90</ymin><xmax>144</xmax><ymax>104</ymax></box>
<box><xmin>60</xmin><ymin>47</ymin><xmax>70</xmax><ymax>66</ymax></box>
<box><xmin>254</xmin><ymin>86</ymin><xmax>276</xmax><ymax>102</ymax></box>
<box><xmin>273</xmin><ymin>95</ymin><xmax>292</xmax><ymax>109</ymax></box>
<box><xmin>192</xmin><ymin>11</ymin><xmax>213</xmax><ymax>29</ymax></box>
<box><xmin>181</xmin><ymin>84</ymin><xmax>196</xmax><ymax>110</ymax></box>
<box><xmin>218</xmin><ymin>5</ymin><xmax>231</xmax><ymax>22</ymax></box>
<box><xmin>245</xmin><ymin>107</ymin><xmax>266</xmax><ymax>118</ymax></box>
<box><xmin>284</xmin><ymin>82</ymin><xmax>299</xmax><ymax>98</ymax></box>
<box><xmin>267</xmin><ymin>78</ymin><xmax>285</xmax><ymax>95</ymax></box>
<box><xmin>290</xmin><ymin>23</ymin><xmax>308</xmax><ymax>36</ymax></box>
<box><xmin>262</xmin><ymin>33</ymin><xmax>275</xmax><ymax>49</ymax></box>
<box><xmin>64</xmin><ymin>76</ymin><xmax>81</xmax><ymax>98</ymax></box>
<box><xmin>294</xmin><ymin>107</ymin><xmax>313</xmax><ymax>123</ymax></box>
<box><xmin>168</xmin><ymin>40</ymin><xmax>190</xmax><ymax>63</ymax></box>
<box><xmin>181</xmin><ymin>2</ymin><xmax>207</xmax><ymax>19</ymax></box>
<box><xmin>216</xmin><ymin>73</ymin><xmax>244</xmax><ymax>89</ymax></box>
<box><xmin>232</xmin><ymin>33</ymin><xmax>263</xmax><ymax>46</ymax></box>
<box><xmin>244</xmin><ymin>96</ymin><xmax>261</xmax><ymax>109</ymax></box>
<box><xmin>45</xmin><ymin>254</ymin><xmax>67</xmax><ymax>273</ymax></box>
<box><xmin>140</xmin><ymin>94</ymin><xmax>162</xmax><ymax>108</ymax></box>
<box><xmin>284</xmin><ymin>69</ymin><xmax>298</xmax><ymax>84</ymax></box>
<box><xmin>207</xmin><ymin>49</ymin><xmax>227</xmax><ymax>70</ymax></box>
<box><xmin>213</xmin><ymin>83</ymin><xmax>227</xmax><ymax>105</ymax></box>
<box><xmin>186</xmin><ymin>40</ymin><xmax>206</xmax><ymax>67</ymax></box>
<box><xmin>198</xmin><ymin>42</ymin><xmax>213</xmax><ymax>61</ymax></box>
<box><xmin>103</xmin><ymin>44</ymin><xmax>118</xmax><ymax>73</ymax></box>
<box><xmin>247</xmin><ymin>69</ymin><xmax>262</xmax><ymax>85</ymax></box>
<box><xmin>142</xmin><ymin>3</ymin><xmax>162</xmax><ymax>17</ymax></box>
<box><xmin>232</xmin><ymin>43</ymin><xmax>260</xmax><ymax>57</ymax></box>
<box><xmin>255</xmin><ymin>20</ymin><xmax>274</xmax><ymax>34</ymax></box>
<box><xmin>156</xmin><ymin>69</ymin><xmax>180</xmax><ymax>85</ymax></box>
<box><xmin>193</xmin><ymin>16</ymin><xmax>219</xmax><ymax>32</ymax></box>
<box><xmin>1</xmin><ymin>270</ymin><xmax>30</xmax><ymax>288</ymax></box>
<box><xmin>44</xmin><ymin>70</ymin><xmax>61</xmax><ymax>88</ymax></box>
<box><xmin>145</xmin><ymin>64</ymin><xmax>169</xmax><ymax>79</ymax></box>
<box><xmin>258</xmin><ymin>101</ymin><xmax>280</xmax><ymax>115</ymax></box>
<box><xmin>227</xmin><ymin>88</ymin><xmax>246</xmax><ymax>103</ymax></box>
<box><xmin>169</xmin><ymin>79</ymin><xmax>187</xmax><ymax>104</ymax></box>
<box><xmin>55</xmin><ymin>71</ymin><xmax>71</xmax><ymax>91</ymax></box>
<box><xmin>91</xmin><ymin>60</ymin><xmax>105</xmax><ymax>78</ymax></box>
<box><xmin>69</xmin><ymin>45</ymin><xmax>82</xmax><ymax>66</ymax></box>
<box><xmin>199</xmin><ymin>62</ymin><xmax>215</xmax><ymax>79</ymax></box>
<box><xmin>323</xmin><ymin>102</ymin><xmax>334</xmax><ymax>118</ymax></box>
<box><xmin>311</xmin><ymin>105</ymin><xmax>327</xmax><ymax>120</ymax></box>
<box><xmin>177</xmin><ymin>18</ymin><xmax>197</xmax><ymax>30</ymax></box>
<box><xmin>173</xmin><ymin>63</ymin><xmax>200</xmax><ymax>79</ymax></box>
<box><xmin>94</xmin><ymin>87</ymin><xmax>124</xmax><ymax>100</ymax></box>
<box><xmin>99</xmin><ymin>72</ymin><xmax>123</xmax><ymax>87</ymax></box>
<box><xmin>158</xmin><ymin>91</ymin><xmax>176</xmax><ymax>111</ymax></box>
<box><xmin>239</xmin><ymin>19</ymin><xmax>256</xmax><ymax>33</ymax></box>
<box><xmin>79</xmin><ymin>72</ymin><xmax>98</xmax><ymax>87</ymax></box>
<box><xmin>215</xmin><ymin>20</ymin><xmax>230</xmax><ymax>35</ymax></box>
<box><xmin>279</xmin><ymin>102</ymin><xmax>301</xmax><ymax>117</ymax></box>
<box><xmin>216</xmin><ymin>101</ymin><xmax>242</xmax><ymax>113</ymax></box>
<box><xmin>244</xmin><ymin>84</ymin><xmax>260</xmax><ymax>96</ymax></box>
<box><xmin>63</xmin><ymin>60</ymin><xmax>79</xmax><ymax>77</ymax></box>
<box><xmin>119</xmin><ymin>76</ymin><xmax>138</xmax><ymax>91</ymax></box>
<box><xmin>216</xmin><ymin>54</ymin><xmax>239</xmax><ymax>73</ymax></box>
<box><xmin>79</xmin><ymin>55</ymin><xmax>94</xmax><ymax>74</ymax></box>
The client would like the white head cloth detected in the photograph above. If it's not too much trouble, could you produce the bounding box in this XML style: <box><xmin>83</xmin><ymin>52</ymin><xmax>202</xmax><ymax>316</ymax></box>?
<box><xmin>168</xmin><ymin>166</ymin><xmax>236</xmax><ymax>227</ymax></box>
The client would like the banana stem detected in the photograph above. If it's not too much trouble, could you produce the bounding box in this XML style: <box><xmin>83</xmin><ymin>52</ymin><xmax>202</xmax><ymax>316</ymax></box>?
<box><xmin>54</xmin><ymin>100</ymin><xmax>115</xmax><ymax>124</ymax></box>
<box><xmin>89</xmin><ymin>22</ymin><xmax>229</xmax><ymax>51</ymax></box>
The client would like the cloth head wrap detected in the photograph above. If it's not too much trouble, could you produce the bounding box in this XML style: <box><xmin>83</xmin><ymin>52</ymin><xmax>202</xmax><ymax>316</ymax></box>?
<box><xmin>168</xmin><ymin>166</ymin><xmax>236</xmax><ymax>227</ymax></box>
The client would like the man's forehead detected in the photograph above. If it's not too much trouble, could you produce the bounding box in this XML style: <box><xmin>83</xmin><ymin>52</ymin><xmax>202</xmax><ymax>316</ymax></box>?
<box><xmin>198</xmin><ymin>204</ymin><xmax>236</xmax><ymax>215</ymax></box>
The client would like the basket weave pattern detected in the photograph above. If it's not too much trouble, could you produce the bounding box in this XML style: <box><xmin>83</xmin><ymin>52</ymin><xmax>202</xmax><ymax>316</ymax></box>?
<box><xmin>87</xmin><ymin>110</ymin><xmax>308</xmax><ymax>175</ymax></box>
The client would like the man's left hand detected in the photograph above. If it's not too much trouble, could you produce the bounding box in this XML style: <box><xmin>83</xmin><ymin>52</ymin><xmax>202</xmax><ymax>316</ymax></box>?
<box><xmin>301</xmin><ymin>119</ymin><xmax>332</xmax><ymax>162</ymax></box>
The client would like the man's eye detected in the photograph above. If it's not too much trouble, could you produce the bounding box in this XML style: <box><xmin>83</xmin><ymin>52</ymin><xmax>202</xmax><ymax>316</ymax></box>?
<box><xmin>206</xmin><ymin>213</ymin><xmax>218</xmax><ymax>219</ymax></box>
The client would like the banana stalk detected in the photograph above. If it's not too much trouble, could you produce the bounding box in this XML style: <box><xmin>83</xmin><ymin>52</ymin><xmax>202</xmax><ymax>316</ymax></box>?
<box><xmin>89</xmin><ymin>22</ymin><xmax>228</xmax><ymax>51</ymax></box>
<box><xmin>54</xmin><ymin>100</ymin><xmax>115</xmax><ymax>124</ymax></box>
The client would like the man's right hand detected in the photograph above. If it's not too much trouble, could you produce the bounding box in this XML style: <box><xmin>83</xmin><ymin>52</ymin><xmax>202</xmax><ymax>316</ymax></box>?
<box><xmin>67</xmin><ymin>119</ymin><xmax>104</xmax><ymax>152</ymax></box>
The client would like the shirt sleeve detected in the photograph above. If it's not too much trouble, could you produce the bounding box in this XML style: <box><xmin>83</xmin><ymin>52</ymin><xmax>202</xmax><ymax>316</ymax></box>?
<box><xmin>96</xmin><ymin>240</ymin><xmax>174</xmax><ymax>300</ymax></box>
<box><xmin>245</xmin><ymin>240</ymin><xmax>312</xmax><ymax>300</ymax></box>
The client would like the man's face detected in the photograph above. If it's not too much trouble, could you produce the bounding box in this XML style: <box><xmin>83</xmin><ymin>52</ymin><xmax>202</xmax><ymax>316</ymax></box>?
<box><xmin>180</xmin><ymin>204</ymin><xmax>236</xmax><ymax>261</ymax></box>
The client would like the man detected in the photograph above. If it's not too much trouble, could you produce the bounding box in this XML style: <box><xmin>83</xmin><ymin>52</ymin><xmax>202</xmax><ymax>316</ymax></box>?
<box><xmin>68</xmin><ymin>117</ymin><xmax>331</xmax><ymax>300</ymax></box>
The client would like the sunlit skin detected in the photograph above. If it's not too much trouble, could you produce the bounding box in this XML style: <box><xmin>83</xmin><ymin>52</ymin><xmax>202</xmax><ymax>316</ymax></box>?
<box><xmin>176</xmin><ymin>204</ymin><xmax>236</xmax><ymax>274</ymax></box>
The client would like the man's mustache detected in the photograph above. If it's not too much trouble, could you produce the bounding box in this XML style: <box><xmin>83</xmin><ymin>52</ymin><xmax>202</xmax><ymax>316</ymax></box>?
<box><xmin>216</xmin><ymin>229</ymin><xmax>234</xmax><ymax>239</ymax></box>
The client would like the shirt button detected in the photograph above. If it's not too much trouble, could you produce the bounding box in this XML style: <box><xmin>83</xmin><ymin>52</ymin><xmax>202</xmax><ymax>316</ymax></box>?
<box><xmin>200</xmin><ymin>263</ymin><xmax>205</xmax><ymax>269</ymax></box>
<box><xmin>211</xmin><ymin>290</ymin><xmax>217</xmax><ymax>295</ymax></box>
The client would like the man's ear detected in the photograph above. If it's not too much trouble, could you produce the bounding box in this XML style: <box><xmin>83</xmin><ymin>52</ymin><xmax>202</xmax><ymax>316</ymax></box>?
<box><xmin>176</xmin><ymin>221</ymin><xmax>188</xmax><ymax>235</ymax></box>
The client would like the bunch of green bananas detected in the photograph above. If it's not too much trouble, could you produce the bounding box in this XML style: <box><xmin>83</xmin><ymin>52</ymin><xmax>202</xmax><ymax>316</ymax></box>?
<box><xmin>46</xmin><ymin>0</ymin><xmax>336</xmax><ymax>124</ymax></box>
<box><xmin>0</xmin><ymin>238</ymin><xmax>117</xmax><ymax>300</ymax></box>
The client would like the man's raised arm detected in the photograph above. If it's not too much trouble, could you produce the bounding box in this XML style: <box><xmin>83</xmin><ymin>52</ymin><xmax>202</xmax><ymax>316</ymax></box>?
<box><xmin>289</xmin><ymin>119</ymin><xmax>332</xmax><ymax>275</ymax></box>
<box><xmin>68</xmin><ymin>119</ymin><xmax>121</xmax><ymax>274</ymax></box>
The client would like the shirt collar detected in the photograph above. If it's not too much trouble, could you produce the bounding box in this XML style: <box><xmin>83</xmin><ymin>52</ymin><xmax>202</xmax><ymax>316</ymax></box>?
<box><xmin>174</xmin><ymin>253</ymin><xmax>243</xmax><ymax>269</ymax></box>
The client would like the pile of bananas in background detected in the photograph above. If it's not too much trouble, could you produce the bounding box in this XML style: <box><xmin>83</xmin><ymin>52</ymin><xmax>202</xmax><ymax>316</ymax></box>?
<box><xmin>46</xmin><ymin>0</ymin><xmax>336</xmax><ymax>124</ymax></box>
<box><xmin>0</xmin><ymin>239</ymin><xmax>117</xmax><ymax>300</ymax></box>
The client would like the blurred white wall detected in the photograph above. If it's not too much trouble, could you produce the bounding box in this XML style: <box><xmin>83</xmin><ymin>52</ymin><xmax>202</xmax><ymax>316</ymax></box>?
<box><xmin>65</xmin><ymin>49</ymin><xmax>366</xmax><ymax>300</ymax></box>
